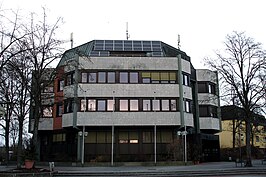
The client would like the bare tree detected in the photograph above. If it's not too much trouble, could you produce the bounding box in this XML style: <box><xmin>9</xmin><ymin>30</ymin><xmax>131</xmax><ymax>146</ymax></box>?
<box><xmin>205</xmin><ymin>31</ymin><xmax>266</xmax><ymax>167</ymax></box>
<box><xmin>21</xmin><ymin>8</ymin><xmax>64</xmax><ymax>157</ymax></box>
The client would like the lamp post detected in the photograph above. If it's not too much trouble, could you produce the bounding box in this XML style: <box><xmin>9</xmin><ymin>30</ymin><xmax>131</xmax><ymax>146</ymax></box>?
<box><xmin>177</xmin><ymin>125</ymin><xmax>187</xmax><ymax>165</ymax></box>
<box><xmin>79</xmin><ymin>126</ymin><xmax>88</xmax><ymax>166</ymax></box>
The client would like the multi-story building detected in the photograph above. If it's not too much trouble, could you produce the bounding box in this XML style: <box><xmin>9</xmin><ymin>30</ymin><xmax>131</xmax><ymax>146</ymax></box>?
<box><xmin>30</xmin><ymin>40</ymin><xmax>221</xmax><ymax>163</ymax></box>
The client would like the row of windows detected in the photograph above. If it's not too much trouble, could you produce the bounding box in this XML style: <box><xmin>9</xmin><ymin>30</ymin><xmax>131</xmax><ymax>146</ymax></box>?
<box><xmin>199</xmin><ymin>105</ymin><xmax>218</xmax><ymax>118</ymax></box>
<box><xmin>42</xmin><ymin>98</ymin><xmax>192</xmax><ymax>117</ymax></box>
<box><xmin>62</xmin><ymin>71</ymin><xmax>191</xmax><ymax>87</ymax></box>
<box><xmin>198</xmin><ymin>81</ymin><xmax>216</xmax><ymax>94</ymax></box>
<box><xmin>84</xmin><ymin>131</ymin><xmax>173</xmax><ymax>144</ymax></box>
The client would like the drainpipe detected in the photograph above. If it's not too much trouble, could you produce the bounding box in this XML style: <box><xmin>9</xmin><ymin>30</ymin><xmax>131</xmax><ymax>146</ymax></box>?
<box><xmin>178</xmin><ymin>54</ymin><xmax>184</xmax><ymax>127</ymax></box>
<box><xmin>73</xmin><ymin>54</ymin><xmax>79</xmax><ymax>128</ymax></box>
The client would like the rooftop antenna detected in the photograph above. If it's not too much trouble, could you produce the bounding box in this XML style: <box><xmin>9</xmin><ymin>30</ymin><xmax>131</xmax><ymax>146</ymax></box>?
<box><xmin>178</xmin><ymin>34</ymin><xmax>181</xmax><ymax>49</ymax></box>
<box><xmin>70</xmin><ymin>32</ymin><xmax>74</xmax><ymax>49</ymax></box>
<box><xmin>126</xmin><ymin>22</ymin><xmax>130</xmax><ymax>40</ymax></box>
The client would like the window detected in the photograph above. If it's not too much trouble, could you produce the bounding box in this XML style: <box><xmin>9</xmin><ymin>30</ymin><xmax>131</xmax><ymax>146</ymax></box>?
<box><xmin>64</xmin><ymin>99</ymin><xmax>73</xmax><ymax>113</ymax></box>
<box><xmin>98</xmin><ymin>72</ymin><xmax>106</xmax><ymax>83</ymax></box>
<box><xmin>143</xmin><ymin>100</ymin><xmax>151</xmax><ymax>111</ymax></box>
<box><xmin>42</xmin><ymin>106</ymin><xmax>53</xmax><ymax>117</ymax></box>
<box><xmin>199</xmin><ymin>105</ymin><xmax>208</xmax><ymax>117</ymax></box>
<box><xmin>211</xmin><ymin>106</ymin><xmax>218</xmax><ymax>118</ymax></box>
<box><xmin>142</xmin><ymin>72</ymin><xmax>151</xmax><ymax>83</ymax></box>
<box><xmin>208</xmin><ymin>83</ymin><xmax>216</xmax><ymax>94</ymax></box>
<box><xmin>184</xmin><ymin>100</ymin><xmax>191</xmax><ymax>113</ymax></box>
<box><xmin>170</xmin><ymin>99</ymin><xmax>177</xmax><ymax>111</ymax></box>
<box><xmin>129</xmin><ymin>131</ymin><xmax>139</xmax><ymax>144</ymax></box>
<box><xmin>143</xmin><ymin>132</ymin><xmax>153</xmax><ymax>143</ymax></box>
<box><xmin>86</xmin><ymin>132</ymin><xmax>96</xmax><ymax>143</ymax></box>
<box><xmin>161</xmin><ymin>131</ymin><xmax>172</xmax><ymax>143</ymax></box>
<box><xmin>56</xmin><ymin>103</ymin><xmax>63</xmax><ymax>117</ymax></box>
<box><xmin>53</xmin><ymin>133</ymin><xmax>66</xmax><ymax>142</ymax></box>
<box><xmin>169</xmin><ymin>72</ymin><xmax>177</xmax><ymax>83</ymax></box>
<box><xmin>151</xmin><ymin>72</ymin><xmax>160</xmax><ymax>83</ymax></box>
<box><xmin>58</xmin><ymin>80</ymin><xmax>64</xmax><ymax>91</ymax></box>
<box><xmin>199</xmin><ymin>105</ymin><xmax>218</xmax><ymax>117</ymax></box>
<box><xmin>97</xmin><ymin>132</ymin><xmax>106</xmax><ymax>143</ymax></box>
<box><xmin>80</xmin><ymin>99</ymin><xmax>87</xmax><ymax>111</ymax></box>
<box><xmin>160</xmin><ymin>72</ymin><xmax>169</xmax><ymax>83</ymax></box>
<box><xmin>119</xmin><ymin>100</ymin><xmax>128</xmax><ymax>111</ymax></box>
<box><xmin>119</xmin><ymin>72</ymin><xmax>128</xmax><ymax>83</ymax></box>
<box><xmin>130</xmin><ymin>72</ymin><xmax>138</xmax><ymax>83</ymax></box>
<box><xmin>88</xmin><ymin>72</ymin><xmax>96</xmax><ymax>83</ymax></box>
<box><xmin>130</xmin><ymin>100</ymin><xmax>138</xmax><ymax>111</ymax></box>
<box><xmin>107</xmin><ymin>99</ymin><xmax>115</xmax><ymax>111</ymax></box>
<box><xmin>162</xmin><ymin>100</ymin><xmax>170</xmax><ymax>111</ymax></box>
<box><xmin>66</xmin><ymin>73</ymin><xmax>74</xmax><ymax>85</ymax></box>
<box><xmin>81</xmin><ymin>72</ymin><xmax>88</xmax><ymax>83</ymax></box>
<box><xmin>152</xmin><ymin>99</ymin><xmax>160</xmax><ymax>111</ymax></box>
<box><xmin>88</xmin><ymin>99</ymin><xmax>96</xmax><ymax>111</ymax></box>
<box><xmin>107</xmin><ymin>72</ymin><xmax>115</xmax><ymax>83</ymax></box>
<box><xmin>183</xmin><ymin>74</ymin><xmax>190</xmax><ymax>86</ymax></box>
<box><xmin>256</xmin><ymin>136</ymin><xmax>260</xmax><ymax>142</ymax></box>
<box><xmin>119</xmin><ymin>132</ymin><xmax>128</xmax><ymax>144</ymax></box>
<box><xmin>97</xmin><ymin>100</ymin><xmax>106</xmax><ymax>111</ymax></box>
<box><xmin>198</xmin><ymin>82</ymin><xmax>209</xmax><ymax>93</ymax></box>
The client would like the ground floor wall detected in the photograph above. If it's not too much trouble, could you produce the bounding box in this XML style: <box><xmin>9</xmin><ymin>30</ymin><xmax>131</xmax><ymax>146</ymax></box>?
<box><xmin>39</xmin><ymin>126</ymin><xmax>221</xmax><ymax>162</ymax></box>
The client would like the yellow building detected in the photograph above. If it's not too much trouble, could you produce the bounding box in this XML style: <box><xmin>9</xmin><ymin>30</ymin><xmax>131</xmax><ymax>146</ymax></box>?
<box><xmin>219</xmin><ymin>105</ymin><xmax>266</xmax><ymax>159</ymax></box>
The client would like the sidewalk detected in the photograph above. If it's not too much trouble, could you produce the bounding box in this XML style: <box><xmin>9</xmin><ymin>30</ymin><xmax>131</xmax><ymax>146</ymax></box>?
<box><xmin>1</xmin><ymin>160</ymin><xmax>265</xmax><ymax>173</ymax></box>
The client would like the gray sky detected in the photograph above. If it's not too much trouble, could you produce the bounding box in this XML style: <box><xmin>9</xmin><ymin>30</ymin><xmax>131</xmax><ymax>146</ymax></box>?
<box><xmin>1</xmin><ymin>0</ymin><xmax>266</xmax><ymax>68</ymax></box>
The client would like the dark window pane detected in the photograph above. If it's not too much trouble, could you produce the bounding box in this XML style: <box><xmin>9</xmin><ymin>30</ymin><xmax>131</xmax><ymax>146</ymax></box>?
<box><xmin>198</xmin><ymin>82</ymin><xmax>208</xmax><ymax>93</ymax></box>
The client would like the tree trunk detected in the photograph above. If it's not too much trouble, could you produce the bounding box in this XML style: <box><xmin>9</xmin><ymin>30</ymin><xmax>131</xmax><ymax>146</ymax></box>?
<box><xmin>17</xmin><ymin>116</ymin><xmax>23</xmax><ymax>168</ymax></box>
<box><xmin>5</xmin><ymin>116</ymin><xmax>9</xmax><ymax>165</ymax></box>
<box><xmin>245</xmin><ymin>120</ymin><xmax>252</xmax><ymax>167</ymax></box>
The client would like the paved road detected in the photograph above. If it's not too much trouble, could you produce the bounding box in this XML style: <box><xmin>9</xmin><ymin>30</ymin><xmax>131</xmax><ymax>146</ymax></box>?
<box><xmin>1</xmin><ymin>160</ymin><xmax>266</xmax><ymax>176</ymax></box>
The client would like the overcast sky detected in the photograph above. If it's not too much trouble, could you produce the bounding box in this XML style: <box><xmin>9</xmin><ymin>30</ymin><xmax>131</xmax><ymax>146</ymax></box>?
<box><xmin>1</xmin><ymin>0</ymin><xmax>266</xmax><ymax>69</ymax></box>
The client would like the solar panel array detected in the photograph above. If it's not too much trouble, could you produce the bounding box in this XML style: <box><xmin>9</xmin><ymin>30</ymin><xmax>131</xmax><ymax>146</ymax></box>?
<box><xmin>90</xmin><ymin>40</ymin><xmax>163</xmax><ymax>57</ymax></box>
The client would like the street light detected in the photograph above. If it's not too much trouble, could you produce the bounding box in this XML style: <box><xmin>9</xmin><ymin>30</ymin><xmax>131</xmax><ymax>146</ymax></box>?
<box><xmin>177</xmin><ymin>125</ymin><xmax>187</xmax><ymax>165</ymax></box>
<box><xmin>79</xmin><ymin>126</ymin><xmax>88</xmax><ymax>166</ymax></box>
